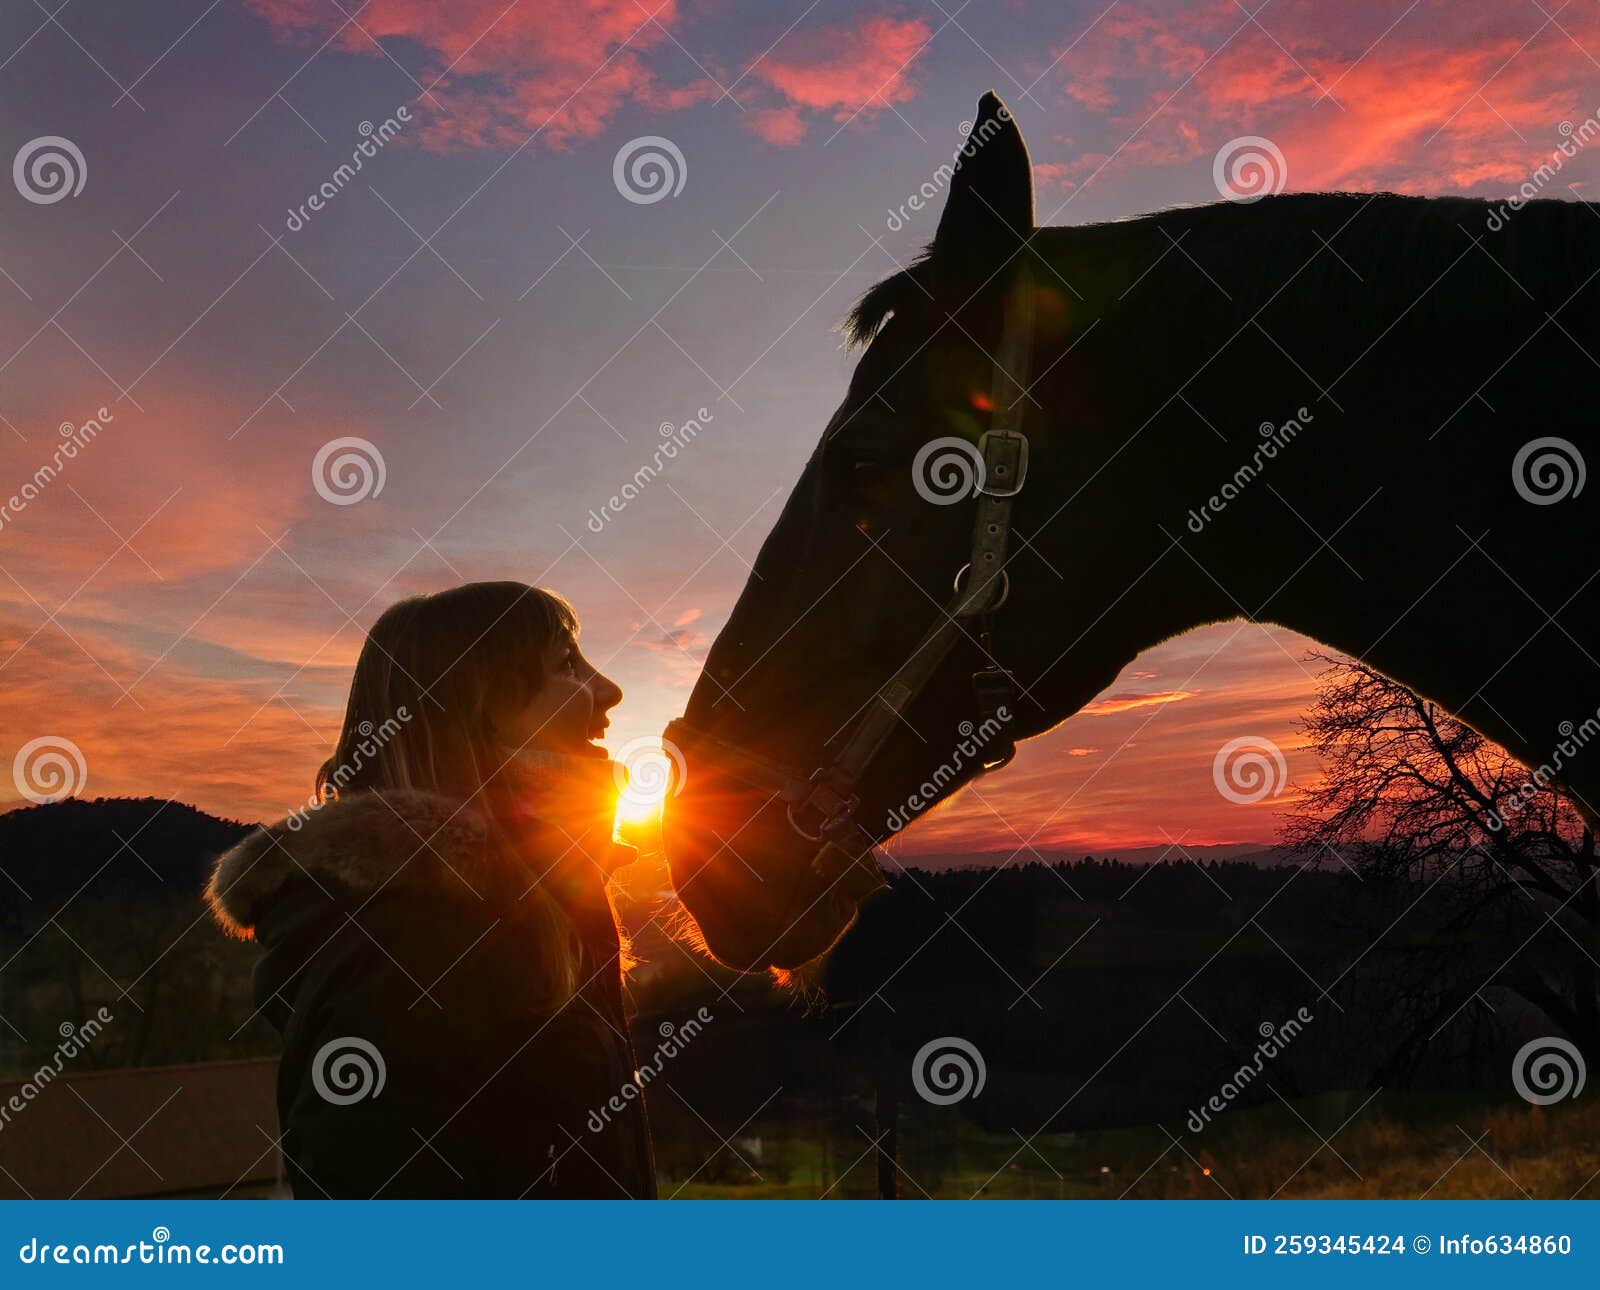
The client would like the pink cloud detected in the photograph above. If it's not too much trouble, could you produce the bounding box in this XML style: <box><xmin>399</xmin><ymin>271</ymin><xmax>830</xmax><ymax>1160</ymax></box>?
<box><xmin>244</xmin><ymin>3</ymin><xmax>934</xmax><ymax>151</ymax></box>
<box><xmin>744</xmin><ymin>16</ymin><xmax>931</xmax><ymax>122</ymax></box>
<box><xmin>1038</xmin><ymin>0</ymin><xmax>1600</xmax><ymax>198</ymax></box>
<box><xmin>745</xmin><ymin>105</ymin><xmax>808</xmax><ymax>147</ymax></box>
<box><xmin>245</xmin><ymin>0</ymin><xmax>714</xmax><ymax>150</ymax></box>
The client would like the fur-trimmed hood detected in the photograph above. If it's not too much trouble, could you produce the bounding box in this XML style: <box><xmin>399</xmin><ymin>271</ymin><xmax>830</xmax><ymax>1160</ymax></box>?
<box><xmin>206</xmin><ymin>789</ymin><xmax>497</xmax><ymax>940</ymax></box>
<box><xmin>205</xmin><ymin>776</ymin><xmax>657</xmax><ymax>1198</ymax></box>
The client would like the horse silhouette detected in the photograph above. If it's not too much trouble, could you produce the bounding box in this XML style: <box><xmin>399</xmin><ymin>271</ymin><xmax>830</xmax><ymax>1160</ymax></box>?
<box><xmin>662</xmin><ymin>92</ymin><xmax>1599</xmax><ymax>972</ymax></box>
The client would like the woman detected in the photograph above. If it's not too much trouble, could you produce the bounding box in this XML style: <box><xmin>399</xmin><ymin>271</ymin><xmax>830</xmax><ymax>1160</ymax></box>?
<box><xmin>206</xmin><ymin>582</ymin><xmax>655</xmax><ymax>1198</ymax></box>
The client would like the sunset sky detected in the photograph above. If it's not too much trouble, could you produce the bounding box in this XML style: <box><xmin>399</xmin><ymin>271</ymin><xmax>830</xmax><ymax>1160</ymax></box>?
<box><xmin>2</xmin><ymin>0</ymin><xmax>1596</xmax><ymax>854</ymax></box>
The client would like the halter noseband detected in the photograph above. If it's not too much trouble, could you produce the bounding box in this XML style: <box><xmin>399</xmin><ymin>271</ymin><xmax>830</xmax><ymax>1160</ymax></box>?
<box><xmin>666</xmin><ymin>264</ymin><xmax>1037</xmax><ymax>887</ymax></box>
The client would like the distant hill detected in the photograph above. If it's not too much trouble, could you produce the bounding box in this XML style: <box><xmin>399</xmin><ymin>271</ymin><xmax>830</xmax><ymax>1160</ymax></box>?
<box><xmin>0</xmin><ymin>797</ymin><xmax>254</xmax><ymax>931</ymax></box>
<box><xmin>882</xmin><ymin>840</ymin><xmax>1294</xmax><ymax>870</ymax></box>
<box><xmin>0</xmin><ymin>799</ymin><xmax>1294</xmax><ymax>928</ymax></box>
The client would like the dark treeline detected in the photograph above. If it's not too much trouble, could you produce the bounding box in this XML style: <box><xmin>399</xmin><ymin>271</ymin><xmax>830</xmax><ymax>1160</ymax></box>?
<box><xmin>0</xmin><ymin>800</ymin><xmax>1571</xmax><ymax>1156</ymax></box>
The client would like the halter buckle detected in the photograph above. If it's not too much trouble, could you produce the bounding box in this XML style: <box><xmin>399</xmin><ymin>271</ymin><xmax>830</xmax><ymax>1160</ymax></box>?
<box><xmin>977</xmin><ymin>427</ymin><xmax>1029</xmax><ymax>498</ymax></box>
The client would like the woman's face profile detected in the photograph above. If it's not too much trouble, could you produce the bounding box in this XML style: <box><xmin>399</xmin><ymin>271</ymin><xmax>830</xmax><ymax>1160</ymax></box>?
<box><xmin>492</xmin><ymin>633</ymin><xmax>622</xmax><ymax>759</ymax></box>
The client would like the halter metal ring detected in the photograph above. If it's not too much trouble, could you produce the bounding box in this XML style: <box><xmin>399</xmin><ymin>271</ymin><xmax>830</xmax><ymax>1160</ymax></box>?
<box><xmin>786</xmin><ymin>800</ymin><xmax>827</xmax><ymax>842</ymax></box>
<box><xmin>952</xmin><ymin>562</ymin><xmax>1010</xmax><ymax>612</ymax></box>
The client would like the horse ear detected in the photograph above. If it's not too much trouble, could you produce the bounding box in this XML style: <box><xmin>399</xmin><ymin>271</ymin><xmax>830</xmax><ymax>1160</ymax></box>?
<box><xmin>933</xmin><ymin>92</ymin><xmax>1034</xmax><ymax>256</ymax></box>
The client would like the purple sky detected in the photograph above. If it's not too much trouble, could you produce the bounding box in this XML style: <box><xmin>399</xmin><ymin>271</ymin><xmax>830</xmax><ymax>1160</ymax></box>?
<box><xmin>3</xmin><ymin>0</ymin><xmax>1596</xmax><ymax>852</ymax></box>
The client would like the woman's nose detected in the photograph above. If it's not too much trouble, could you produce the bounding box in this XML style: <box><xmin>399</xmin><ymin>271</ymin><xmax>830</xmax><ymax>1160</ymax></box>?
<box><xmin>592</xmin><ymin>671</ymin><xmax>622</xmax><ymax>713</ymax></box>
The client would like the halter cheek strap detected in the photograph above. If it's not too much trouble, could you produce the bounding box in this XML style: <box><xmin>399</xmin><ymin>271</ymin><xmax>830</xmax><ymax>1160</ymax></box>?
<box><xmin>666</xmin><ymin>263</ymin><xmax>1037</xmax><ymax>875</ymax></box>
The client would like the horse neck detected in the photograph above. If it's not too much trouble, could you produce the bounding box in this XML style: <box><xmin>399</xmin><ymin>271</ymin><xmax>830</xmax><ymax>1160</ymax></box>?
<box><xmin>1021</xmin><ymin>199</ymin><xmax>1594</xmax><ymax>792</ymax></box>
<box><xmin>1070</xmin><ymin>401</ymin><xmax>1579</xmax><ymax>795</ymax></box>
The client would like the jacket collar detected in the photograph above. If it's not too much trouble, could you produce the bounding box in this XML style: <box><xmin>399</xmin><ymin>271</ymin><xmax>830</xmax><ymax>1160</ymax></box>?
<box><xmin>206</xmin><ymin>789</ymin><xmax>489</xmax><ymax>939</ymax></box>
<box><xmin>206</xmin><ymin>755</ymin><xmax>629</xmax><ymax>940</ymax></box>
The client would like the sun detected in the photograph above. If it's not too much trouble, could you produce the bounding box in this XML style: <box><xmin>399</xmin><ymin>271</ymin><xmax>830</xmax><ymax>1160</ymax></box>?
<box><xmin>611</xmin><ymin>739</ymin><xmax>681</xmax><ymax>836</ymax></box>
<box><xmin>614</xmin><ymin>786</ymin><xmax>665</xmax><ymax>829</ymax></box>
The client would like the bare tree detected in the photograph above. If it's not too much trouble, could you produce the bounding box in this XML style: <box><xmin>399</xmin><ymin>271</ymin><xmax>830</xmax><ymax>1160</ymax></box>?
<box><xmin>1283</xmin><ymin>654</ymin><xmax>1600</xmax><ymax>1057</ymax></box>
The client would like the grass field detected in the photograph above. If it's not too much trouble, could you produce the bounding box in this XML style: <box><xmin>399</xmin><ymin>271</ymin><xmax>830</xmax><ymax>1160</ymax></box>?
<box><xmin>664</xmin><ymin>1091</ymin><xmax>1600</xmax><ymax>1199</ymax></box>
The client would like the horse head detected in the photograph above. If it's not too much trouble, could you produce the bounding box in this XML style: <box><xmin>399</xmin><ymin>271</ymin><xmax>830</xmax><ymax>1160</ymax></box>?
<box><xmin>660</xmin><ymin>94</ymin><xmax>1129</xmax><ymax>970</ymax></box>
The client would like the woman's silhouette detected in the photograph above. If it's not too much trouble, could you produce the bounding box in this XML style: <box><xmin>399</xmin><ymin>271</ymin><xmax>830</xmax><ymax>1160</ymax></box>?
<box><xmin>206</xmin><ymin>582</ymin><xmax>654</xmax><ymax>1197</ymax></box>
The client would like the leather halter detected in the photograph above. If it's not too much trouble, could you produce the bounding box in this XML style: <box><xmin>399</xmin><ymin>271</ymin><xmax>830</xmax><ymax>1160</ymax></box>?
<box><xmin>666</xmin><ymin>264</ymin><xmax>1036</xmax><ymax>884</ymax></box>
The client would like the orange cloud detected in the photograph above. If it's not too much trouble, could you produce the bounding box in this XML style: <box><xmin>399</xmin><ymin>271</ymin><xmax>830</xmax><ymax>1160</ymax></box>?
<box><xmin>898</xmin><ymin>624</ymin><xmax>1319</xmax><ymax>854</ymax></box>
<box><xmin>1081</xmin><ymin>689</ymin><xmax>1196</xmax><ymax>715</ymax></box>
<box><xmin>0</xmin><ymin>608</ymin><xmax>334</xmax><ymax>823</ymax></box>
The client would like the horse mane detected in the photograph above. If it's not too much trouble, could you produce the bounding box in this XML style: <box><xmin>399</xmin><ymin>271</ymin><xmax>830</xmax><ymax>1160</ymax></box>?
<box><xmin>843</xmin><ymin>193</ymin><xmax>1600</xmax><ymax>349</ymax></box>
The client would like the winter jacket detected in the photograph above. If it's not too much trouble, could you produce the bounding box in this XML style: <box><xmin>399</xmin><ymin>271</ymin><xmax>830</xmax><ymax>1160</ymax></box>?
<box><xmin>205</xmin><ymin>771</ymin><xmax>656</xmax><ymax>1198</ymax></box>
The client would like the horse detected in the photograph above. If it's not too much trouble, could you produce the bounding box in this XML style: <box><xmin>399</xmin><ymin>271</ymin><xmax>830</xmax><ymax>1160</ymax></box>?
<box><xmin>661</xmin><ymin>92</ymin><xmax>1600</xmax><ymax>973</ymax></box>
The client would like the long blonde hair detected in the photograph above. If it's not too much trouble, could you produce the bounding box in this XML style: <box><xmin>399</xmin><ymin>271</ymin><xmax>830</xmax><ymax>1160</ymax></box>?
<box><xmin>319</xmin><ymin>581</ymin><xmax>587</xmax><ymax>1008</ymax></box>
